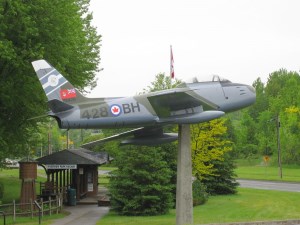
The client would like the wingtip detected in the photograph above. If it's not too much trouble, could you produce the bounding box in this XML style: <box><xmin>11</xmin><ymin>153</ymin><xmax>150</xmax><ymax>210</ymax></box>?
<box><xmin>31</xmin><ymin>59</ymin><xmax>51</xmax><ymax>72</ymax></box>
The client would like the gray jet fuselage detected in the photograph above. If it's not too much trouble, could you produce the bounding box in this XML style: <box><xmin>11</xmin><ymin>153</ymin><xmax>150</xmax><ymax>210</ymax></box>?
<box><xmin>49</xmin><ymin>78</ymin><xmax>255</xmax><ymax>129</ymax></box>
<box><xmin>32</xmin><ymin>59</ymin><xmax>255</xmax><ymax>145</ymax></box>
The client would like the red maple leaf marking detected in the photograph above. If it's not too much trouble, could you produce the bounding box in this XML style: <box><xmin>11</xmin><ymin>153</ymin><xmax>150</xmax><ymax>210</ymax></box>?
<box><xmin>112</xmin><ymin>107</ymin><xmax>119</xmax><ymax>113</ymax></box>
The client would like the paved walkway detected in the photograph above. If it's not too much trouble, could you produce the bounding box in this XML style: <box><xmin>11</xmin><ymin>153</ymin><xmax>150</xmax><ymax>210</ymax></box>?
<box><xmin>50</xmin><ymin>174</ymin><xmax>111</xmax><ymax>225</ymax></box>
<box><xmin>50</xmin><ymin>205</ymin><xmax>109</xmax><ymax>225</ymax></box>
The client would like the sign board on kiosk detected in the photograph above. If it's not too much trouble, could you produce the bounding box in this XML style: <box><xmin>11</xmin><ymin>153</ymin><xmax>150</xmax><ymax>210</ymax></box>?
<box><xmin>45</xmin><ymin>164</ymin><xmax>77</xmax><ymax>170</ymax></box>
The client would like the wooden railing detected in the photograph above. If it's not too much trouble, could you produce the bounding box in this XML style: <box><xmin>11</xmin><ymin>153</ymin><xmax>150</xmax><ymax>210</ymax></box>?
<box><xmin>0</xmin><ymin>194</ymin><xmax>63</xmax><ymax>224</ymax></box>
<box><xmin>39</xmin><ymin>182</ymin><xmax>68</xmax><ymax>203</ymax></box>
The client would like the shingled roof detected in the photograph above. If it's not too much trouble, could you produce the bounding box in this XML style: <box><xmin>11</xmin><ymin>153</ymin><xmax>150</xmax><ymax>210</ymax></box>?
<box><xmin>37</xmin><ymin>149</ymin><xmax>110</xmax><ymax>166</ymax></box>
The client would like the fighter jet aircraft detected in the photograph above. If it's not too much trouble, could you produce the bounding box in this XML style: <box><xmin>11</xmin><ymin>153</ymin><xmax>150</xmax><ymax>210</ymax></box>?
<box><xmin>32</xmin><ymin>59</ymin><xmax>256</xmax><ymax>146</ymax></box>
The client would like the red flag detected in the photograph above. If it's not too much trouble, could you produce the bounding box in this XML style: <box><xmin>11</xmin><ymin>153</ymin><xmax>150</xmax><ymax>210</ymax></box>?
<box><xmin>170</xmin><ymin>46</ymin><xmax>174</xmax><ymax>79</ymax></box>
<box><xmin>60</xmin><ymin>88</ymin><xmax>77</xmax><ymax>100</ymax></box>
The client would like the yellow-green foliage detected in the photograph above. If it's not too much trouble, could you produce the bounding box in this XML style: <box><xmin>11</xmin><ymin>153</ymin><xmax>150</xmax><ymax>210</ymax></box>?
<box><xmin>191</xmin><ymin>118</ymin><xmax>232</xmax><ymax>179</ymax></box>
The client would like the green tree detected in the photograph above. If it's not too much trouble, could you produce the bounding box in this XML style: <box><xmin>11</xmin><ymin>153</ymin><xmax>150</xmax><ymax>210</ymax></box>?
<box><xmin>201</xmin><ymin>155</ymin><xmax>238</xmax><ymax>195</ymax></box>
<box><xmin>109</xmin><ymin>145</ymin><xmax>173</xmax><ymax>216</ymax></box>
<box><xmin>160</xmin><ymin>143</ymin><xmax>177</xmax><ymax>207</ymax></box>
<box><xmin>191</xmin><ymin>118</ymin><xmax>238</xmax><ymax>195</ymax></box>
<box><xmin>235</xmin><ymin>69</ymin><xmax>300</xmax><ymax>165</ymax></box>
<box><xmin>237</xmin><ymin>112</ymin><xmax>259</xmax><ymax>158</ymax></box>
<box><xmin>255</xmin><ymin>110</ymin><xmax>276</xmax><ymax>157</ymax></box>
<box><xmin>191</xmin><ymin>118</ymin><xmax>232</xmax><ymax>179</ymax></box>
<box><xmin>143</xmin><ymin>73</ymin><xmax>181</xmax><ymax>93</ymax></box>
<box><xmin>248</xmin><ymin>78</ymin><xmax>268</xmax><ymax>120</ymax></box>
<box><xmin>0</xmin><ymin>0</ymin><xmax>101</xmax><ymax>162</ymax></box>
<box><xmin>259</xmin><ymin>70</ymin><xmax>300</xmax><ymax>163</ymax></box>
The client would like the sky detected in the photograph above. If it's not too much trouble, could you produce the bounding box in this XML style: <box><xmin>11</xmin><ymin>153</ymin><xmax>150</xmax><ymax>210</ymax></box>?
<box><xmin>87</xmin><ymin>0</ymin><xmax>300</xmax><ymax>97</ymax></box>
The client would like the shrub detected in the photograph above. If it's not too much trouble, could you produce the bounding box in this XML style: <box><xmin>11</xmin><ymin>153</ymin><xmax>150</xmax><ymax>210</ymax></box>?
<box><xmin>192</xmin><ymin>179</ymin><xmax>208</xmax><ymax>206</ymax></box>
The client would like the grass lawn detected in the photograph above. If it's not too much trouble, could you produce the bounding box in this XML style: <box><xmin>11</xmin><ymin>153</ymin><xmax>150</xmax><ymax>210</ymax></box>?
<box><xmin>99</xmin><ymin>174</ymin><xmax>110</xmax><ymax>187</ymax></box>
<box><xmin>0</xmin><ymin>169</ymin><xmax>22</xmax><ymax>203</ymax></box>
<box><xmin>0</xmin><ymin>168</ymin><xmax>47</xmax><ymax>203</ymax></box>
<box><xmin>98</xmin><ymin>166</ymin><xmax>116</xmax><ymax>187</ymax></box>
<box><xmin>99</xmin><ymin>166</ymin><xmax>117</xmax><ymax>172</ymax></box>
<box><xmin>0</xmin><ymin>168</ymin><xmax>66</xmax><ymax>224</ymax></box>
<box><xmin>3</xmin><ymin>213</ymin><xmax>66</xmax><ymax>225</ymax></box>
<box><xmin>98</xmin><ymin>188</ymin><xmax>300</xmax><ymax>225</ymax></box>
<box><xmin>235</xmin><ymin>165</ymin><xmax>300</xmax><ymax>182</ymax></box>
<box><xmin>194</xmin><ymin>188</ymin><xmax>300</xmax><ymax>224</ymax></box>
<box><xmin>235</xmin><ymin>158</ymin><xmax>300</xmax><ymax>182</ymax></box>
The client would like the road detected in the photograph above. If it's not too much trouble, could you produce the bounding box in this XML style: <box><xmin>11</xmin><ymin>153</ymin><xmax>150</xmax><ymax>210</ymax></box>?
<box><xmin>238</xmin><ymin>179</ymin><xmax>300</xmax><ymax>192</ymax></box>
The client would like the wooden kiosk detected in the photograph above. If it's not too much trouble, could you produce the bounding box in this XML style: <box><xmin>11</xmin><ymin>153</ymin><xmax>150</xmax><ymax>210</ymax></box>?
<box><xmin>37</xmin><ymin>149</ymin><xmax>110</xmax><ymax>203</ymax></box>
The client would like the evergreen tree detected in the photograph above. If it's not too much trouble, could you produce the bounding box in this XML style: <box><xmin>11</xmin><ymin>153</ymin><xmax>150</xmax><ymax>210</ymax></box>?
<box><xmin>160</xmin><ymin>143</ymin><xmax>177</xmax><ymax>207</ymax></box>
<box><xmin>86</xmin><ymin>73</ymin><xmax>179</xmax><ymax>215</ymax></box>
<box><xmin>109</xmin><ymin>145</ymin><xmax>173</xmax><ymax>216</ymax></box>
<box><xmin>201</xmin><ymin>154</ymin><xmax>238</xmax><ymax>195</ymax></box>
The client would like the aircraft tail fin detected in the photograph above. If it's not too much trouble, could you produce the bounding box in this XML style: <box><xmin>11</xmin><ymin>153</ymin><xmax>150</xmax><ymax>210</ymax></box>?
<box><xmin>32</xmin><ymin>60</ymin><xmax>86</xmax><ymax>107</ymax></box>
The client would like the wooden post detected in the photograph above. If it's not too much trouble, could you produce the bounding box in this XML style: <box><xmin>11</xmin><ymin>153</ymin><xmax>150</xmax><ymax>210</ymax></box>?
<box><xmin>59</xmin><ymin>170</ymin><xmax>62</xmax><ymax>191</ymax></box>
<box><xmin>56</xmin><ymin>196</ymin><xmax>59</xmax><ymax>214</ymax></box>
<box><xmin>62</xmin><ymin>171</ymin><xmax>65</xmax><ymax>192</ymax></box>
<box><xmin>30</xmin><ymin>198</ymin><xmax>33</xmax><ymax>219</ymax></box>
<box><xmin>49</xmin><ymin>196</ymin><xmax>52</xmax><ymax>216</ymax></box>
<box><xmin>59</xmin><ymin>193</ymin><xmax>63</xmax><ymax>211</ymax></box>
<box><xmin>276</xmin><ymin>114</ymin><xmax>282</xmax><ymax>179</ymax></box>
<box><xmin>13</xmin><ymin>200</ymin><xmax>16</xmax><ymax>223</ymax></box>
<box><xmin>41</xmin><ymin>198</ymin><xmax>44</xmax><ymax>217</ymax></box>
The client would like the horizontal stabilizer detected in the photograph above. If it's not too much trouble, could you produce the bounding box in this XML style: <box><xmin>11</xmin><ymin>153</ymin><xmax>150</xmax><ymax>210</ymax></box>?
<box><xmin>121</xmin><ymin>133</ymin><xmax>178</xmax><ymax>146</ymax></box>
<box><xmin>81</xmin><ymin>128</ymin><xmax>144</xmax><ymax>149</ymax></box>
<box><xmin>81</xmin><ymin>127</ymin><xmax>178</xmax><ymax>148</ymax></box>
<box><xmin>48</xmin><ymin>99</ymin><xmax>74</xmax><ymax>113</ymax></box>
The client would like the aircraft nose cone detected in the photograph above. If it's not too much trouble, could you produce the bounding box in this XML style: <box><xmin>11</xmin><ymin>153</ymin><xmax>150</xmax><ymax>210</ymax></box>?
<box><xmin>247</xmin><ymin>85</ymin><xmax>256</xmax><ymax>94</ymax></box>
<box><xmin>247</xmin><ymin>85</ymin><xmax>256</xmax><ymax>103</ymax></box>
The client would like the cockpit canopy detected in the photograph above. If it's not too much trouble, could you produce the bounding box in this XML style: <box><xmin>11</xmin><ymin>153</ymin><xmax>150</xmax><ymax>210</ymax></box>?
<box><xmin>188</xmin><ymin>75</ymin><xmax>231</xmax><ymax>83</ymax></box>
<box><xmin>178</xmin><ymin>75</ymin><xmax>231</xmax><ymax>87</ymax></box>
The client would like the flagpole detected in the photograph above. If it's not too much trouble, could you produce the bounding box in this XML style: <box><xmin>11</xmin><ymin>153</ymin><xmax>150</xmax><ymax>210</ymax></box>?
<box><xmin>170</xmin><ymin>45</ymin><xmax>172</xmax><ymax>79</ymax></box>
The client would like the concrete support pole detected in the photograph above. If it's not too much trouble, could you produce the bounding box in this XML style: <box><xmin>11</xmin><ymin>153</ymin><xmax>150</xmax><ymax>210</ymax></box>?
<box><xmin>176</xmin><ymin>124</ymin><xmax>193</xmax><ymax>225</ymax></box>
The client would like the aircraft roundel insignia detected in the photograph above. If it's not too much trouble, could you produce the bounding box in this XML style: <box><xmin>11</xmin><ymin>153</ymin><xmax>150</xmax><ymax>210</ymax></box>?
<box><xmin>48</xmin><ymin>74</ymin><xmax>59</xmax><ymax>87</ymax></box>
<box><xmin>110</xmin><ymin>104</ymin><xmax>122</xmax><ymax>116</ymax></box>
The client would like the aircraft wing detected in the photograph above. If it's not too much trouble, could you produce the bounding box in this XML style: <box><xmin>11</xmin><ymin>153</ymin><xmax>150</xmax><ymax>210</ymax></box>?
<box><xmin>81</xmin><ymin>127</ymin><xmax>178</xmax><ymax>148</ymax></box>
<box><xmin>147</xmin><ymin>89</ymin><xmax>220</xmax><ymax>118</ymax></box>
<box><xmin>81</xmin><ymin>128</ymin><xmax>144</xmax><ymax>148</ymax></box>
